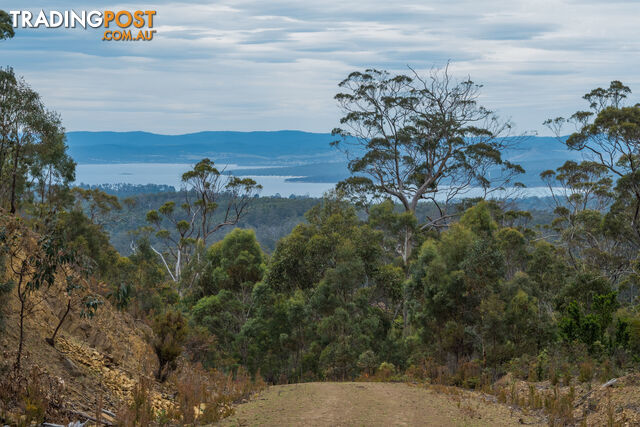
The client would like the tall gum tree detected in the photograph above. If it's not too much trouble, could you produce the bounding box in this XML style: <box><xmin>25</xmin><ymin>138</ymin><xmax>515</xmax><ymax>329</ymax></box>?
<box><xmin>0</xmin><ymin>67</ymin><xmax>74</xmax><ymax>215</ymax></box>
<box><xmin>545</xmin><ymin>81</ymin><xmax>640</xmax><ymax>242</ymax></box>
<box><xmin>332</xmin><ymin>66</ymin><xmax>524</xmax><ymax>333</ymax></box>
<box><xmin>145</xmin><ymin>159</ymin><xmax>262</xmax><ymax>287</ymax></box>
<box><xmin>332</xmin><ymin>65</ymin><xmax>524</xmax><ymax>265</ymax></box>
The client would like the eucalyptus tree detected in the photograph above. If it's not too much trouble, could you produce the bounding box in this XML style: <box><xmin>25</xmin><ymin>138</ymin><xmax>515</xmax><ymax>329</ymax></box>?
<box><xmin>545</xmin><ymin>81</ymin><xmax>640</xmax><ymax>241</ymax></box>
<box><xmin>0</xmin><ymin>67</ymin><xmax>74</xmax><ymax>215</ymax></box>
<box><xmin>71</xmin><ymin>187</ymin><xmax>122</xmax><ymax>226</ymax></box>
<box><xmin>145</xmin><ymin>158</ymin><xmax>262</xmax><ymax>285</ymax></box>
<box><xmin>545</xmin><ymin>81</ymin><xmax>640</xmax><ymax>300</ymax></box>
<box><xmin>541</xmin><ymin>160</ymin><xmax>613</xmax><ymax>220</ymax></box>
<box><xmin>0</xmin><ymin>10</ymin><xmax>14</xmax><ymax>40</ymax></box>
<box><xmin>181</xmin><ymin>158</ymin><xmax>262</xmax><ymax>242</ymax></box>
<box><xmin>0</xmin><ymin>214</ymin><xmax>98</xmax><ymax>372</ymax></box>
<box><xmin>30</xmin><ymin>122</ymin><xmax>76</xmax><ymax>217</ymax></box>
<box><xmin>539</xmin><ymin>160</ymin><xmax>633</xmax><ymax>280</ymax></box>
<box><xmin>332</xmin><ymin>66</ymin><xmax>523</xmax><ymax>265</ymax></box>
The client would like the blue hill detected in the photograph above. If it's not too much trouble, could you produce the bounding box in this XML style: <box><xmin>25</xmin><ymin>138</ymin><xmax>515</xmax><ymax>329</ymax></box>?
<box><xmin>66</xmin><ymin>130</ymin><xmax>344</xmax><ymax>163</ymax></box>
<box><xmin>66</xmin><ymin>131</ymin><xmax>582</xmax><ymax>186</ymax></box>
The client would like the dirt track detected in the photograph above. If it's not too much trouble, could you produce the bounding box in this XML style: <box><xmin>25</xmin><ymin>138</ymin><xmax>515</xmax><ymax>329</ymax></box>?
<box><xmin>218</xmin><ymin>382</ymin><xmax>543</xmax><ymax>426</ymax></box>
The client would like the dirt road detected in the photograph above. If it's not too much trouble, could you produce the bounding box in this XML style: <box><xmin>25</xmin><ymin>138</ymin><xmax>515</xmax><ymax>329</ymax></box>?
<box><xmin>219</xmin><ymin>382</ymin><xmax>543</xmax><ymax>426</ymax></box>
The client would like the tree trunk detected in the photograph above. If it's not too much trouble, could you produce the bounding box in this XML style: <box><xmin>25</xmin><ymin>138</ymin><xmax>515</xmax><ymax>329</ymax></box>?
<box><xmin>402</xmin><ymin>225</ymin><xmax>413</xmax><ymax>265</ymax></box>
<box><xmin>402</xmin><ymin>226</ymin><xmax>413</xmax><ymax>336</ymax></box>
<box><xmin>0</xmin><ymin>134</ymin><xmax>6</xmax><ymax>200</ymax></box>
<box><xmin>9</xmin><ymin>142</ymin><xmax>20</xmax><ymax>214</ymax></box>
<box><xmin>47</xmin><ymin>299</ymin><xmax>71</xmax><ymax>347</ymax></box>
<box><xmin>15</xmin><ymin>280</ymin><xmax>25</xmax><ymax>373</ymax></box>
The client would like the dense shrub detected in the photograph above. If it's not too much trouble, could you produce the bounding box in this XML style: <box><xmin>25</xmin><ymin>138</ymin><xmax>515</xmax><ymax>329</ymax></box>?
<box><xmin>153</xmin><ymin>310</ymin><xmax>188</xmax><ymax>382</ymax></box>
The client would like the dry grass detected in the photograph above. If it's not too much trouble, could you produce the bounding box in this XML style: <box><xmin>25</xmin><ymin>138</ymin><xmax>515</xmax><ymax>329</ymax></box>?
<box><xmin>115</xmin><ymin>363</ymin><xmax>265</xmax><ymax>426</ymax></box>
<box><xmin>220</xmin><ymin>382</ymin><xmax>544</xmax><ymax>426</ymax></box>
<box><xmin>0</xmin><ymin>364</ymin><xmax>67</xmax><ymax>425</ymax></box>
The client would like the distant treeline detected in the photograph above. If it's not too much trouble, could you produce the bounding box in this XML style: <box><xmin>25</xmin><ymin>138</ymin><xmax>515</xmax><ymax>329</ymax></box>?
<box><xmin>77</xmin><ymin>183</ymin><xmax>177</xmax><ymax>197</ymax></box>
<box><xmin>91</xmin><ymin>184</ymin><xmax>556</xmax><ymax>254</ymax></box>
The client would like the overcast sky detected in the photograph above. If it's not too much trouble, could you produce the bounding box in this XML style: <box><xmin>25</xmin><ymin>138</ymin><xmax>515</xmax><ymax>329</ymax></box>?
<box><xmin>2</xmin><ymin>0</ymin><xmax>639</xmax><ymax>135</ymax></box>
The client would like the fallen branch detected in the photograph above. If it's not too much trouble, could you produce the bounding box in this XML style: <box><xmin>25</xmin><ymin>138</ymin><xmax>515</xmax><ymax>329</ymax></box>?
<box><xmin>69</xmin><ymin>410</ymin><xmax>114</xmax><ymax>426</ymax></box>
<box><xmin>102</xmin><ymin>408</ymin><xmax>117</xmax><ymax>418</ymax></box>
<box><xmin>574</xmin><ymin>378</ymin><xmax>618</xmax><ymax>408</ymax></box>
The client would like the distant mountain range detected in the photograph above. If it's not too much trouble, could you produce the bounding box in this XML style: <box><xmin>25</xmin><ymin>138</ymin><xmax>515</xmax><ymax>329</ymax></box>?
<box><xmin>66</xmin><ymin>130</ymin><xmax>582</xmax><ymax>186</ymax></box>
<box><xmin>66</xmin><ymin>130</ymin><xmax>344</xmax><ymax>164</ymax></box>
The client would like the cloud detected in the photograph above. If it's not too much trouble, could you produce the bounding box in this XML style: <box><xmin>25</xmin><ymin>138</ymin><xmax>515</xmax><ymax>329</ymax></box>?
<box><xmin>474</xmin><ymin>23</ymin><xmax>555</xmax><ymax>41</ymax></box>
<box><xmin>1</xmin><ymin>0</ymin><xmax>640</xmax><ymax>135</ymax></box>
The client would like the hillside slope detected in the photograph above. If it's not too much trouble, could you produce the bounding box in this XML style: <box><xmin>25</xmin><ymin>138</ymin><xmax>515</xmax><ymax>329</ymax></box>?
<box><xmin>0</xmin><ymin>278</ymin><xmax>172</xmax><ymax>422</ymax></box>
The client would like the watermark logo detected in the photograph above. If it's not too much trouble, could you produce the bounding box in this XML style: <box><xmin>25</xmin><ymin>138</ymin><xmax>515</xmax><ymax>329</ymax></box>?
<box><xmin>8</xmin><ymin>10</ymin><xmax>157</xmax><ymax>41</ymax></box>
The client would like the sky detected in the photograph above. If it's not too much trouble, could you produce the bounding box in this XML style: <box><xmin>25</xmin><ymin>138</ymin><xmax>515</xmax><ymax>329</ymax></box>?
<box><xmin>1</xmin><ymin>0</ymin><xmax>639</xmax><ymax>135</ymax></box>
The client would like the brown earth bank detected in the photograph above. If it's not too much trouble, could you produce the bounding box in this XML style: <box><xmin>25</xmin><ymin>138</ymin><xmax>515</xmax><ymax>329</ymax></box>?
<box><xmin>218</xmin><ymin>382</ymin><xmax>544</xmax><ymax>427</ymax></box>
<box><xmin>0</xmin><ymin>278</ymin><xmax>173</xmax><ymax>423</ymax></box>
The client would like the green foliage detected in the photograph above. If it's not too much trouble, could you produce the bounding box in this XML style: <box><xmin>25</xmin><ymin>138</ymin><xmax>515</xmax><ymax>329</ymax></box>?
<box><xmin>107</xmin><ymin>281</ymin><xmax>132</xmax><ymax>310</ymax></box>
<box><xmin>205</xmin><ymin>228</ymin><xmax>265</xmax><ymax>296</ymax></box>
<box><xmin>0</xmin><ymin>10</ymin><xmax>14</xmax><ymax>40</ymax></box>
<box><xmin>376</xmin><ymin>362</ymin><xmax>396</xmax><ymax>380</ymax></box>
<box><xmin>232</xmin><ymin>195</ymin><xmax>403</xmax><ymax>382</ymax></box>
<box><xmin>558</xmin><ymin>291</ymin><xmax>620</xmax><ymax>355</ymax></box>
<box><xmin>192</xmin><ymin>290</ymin><xmax>243</xmax><ymax>364</ymax></box>
<box><xmin>357</xmin><ymin>350</ymin><xmax>378</xmax><ymax>375</ymax></box>
<box><xmin>0</xmin><ymin>67</ymin><xmax>75</xmax><ymax>215</ymax></box>
<box><xmin>53</xmin><ymin>209</ymin><xmax>119</xmax><ymax>280</ymax></box>
<box><xmin>459</xmin><ymin>201</ymin><xmax>498</xmax><ymax>236</ymax></box>
<box><xmin>105</xmin><ymin>237</ymin><xmax>177</xmax><ymax>318</ymax></box>
<box><xmin>144</xmin><ymin>159</ymin><xmax>262</xmax><ymax>284</ymax></box>
<box><xmin>546</xmin><ymin>81</ymin><xmax>640</xmax><ymax>280</ymax></box>
<box><xmin>187</xmin><ymin>229</ymin><xmax>266</xmax><ymax>368</ymax></box>
<box><xmin>153</xmin><ymin>310</ymin><xmax>188</xmax><ymax>382</ymax></box>
<box><xmin>333</xmin><ymin>67</ymin><xmax>523</xmax><ymax>241</ymax></box>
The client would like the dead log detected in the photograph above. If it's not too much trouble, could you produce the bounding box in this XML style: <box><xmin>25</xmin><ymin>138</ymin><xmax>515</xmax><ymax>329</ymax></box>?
<box><xmin>69</xmin><ymin>410</ymin><xmax>114</xmax><ymax>426</ymax></box>
<box><xmin>574</xmin><ymin>377</ymin><xmax>618</xmax><ymax>408</ymax></box>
